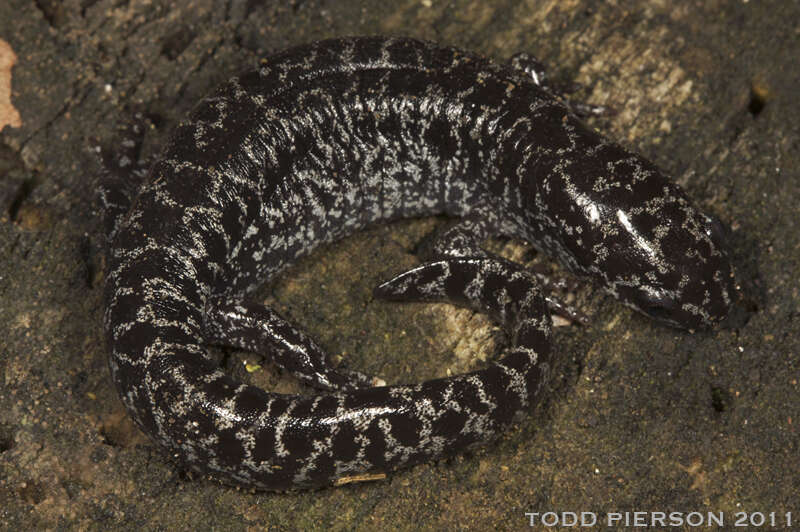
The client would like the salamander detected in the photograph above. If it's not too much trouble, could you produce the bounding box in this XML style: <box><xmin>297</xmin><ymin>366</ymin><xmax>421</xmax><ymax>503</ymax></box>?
<box><xmin>98</xmin><ymin>36</ymin><xmax>736</xmax><ymax>490</ymax></box>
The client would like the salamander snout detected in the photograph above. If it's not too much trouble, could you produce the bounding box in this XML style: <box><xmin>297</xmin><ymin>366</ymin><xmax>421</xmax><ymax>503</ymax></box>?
<box><xmin>659</xmin><ymin>230</ymin><xmax>736</xmax><ymax>330</ymax></box>
<box><xmin>621</xmin><ymin>257</ymin><xmax>736</xmax><ymax>331</ymax></box>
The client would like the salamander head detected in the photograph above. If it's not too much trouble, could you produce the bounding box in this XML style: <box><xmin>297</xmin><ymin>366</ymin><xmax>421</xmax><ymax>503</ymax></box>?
<box><xmin>604</xmin><ymin>199</ymin><xmax>737</xmax><ymax>330</ymax></box>
<box><xmin>546</xmin><ymin>144</ymin><xmax>736</xmax><ymax>330</ymax></box>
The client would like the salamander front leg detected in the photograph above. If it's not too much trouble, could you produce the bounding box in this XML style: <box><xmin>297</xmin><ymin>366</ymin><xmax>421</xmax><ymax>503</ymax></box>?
<box><xmin>410</xmin><ymin>209</ymin><xmax>586</xmax><ymax>324</ymax></box>
<box><xmin>94</xmin><ymin>112</ymin><xmax>152</xmax><ymax>244</ymax></box>
<box><xmin>204</xmin><ymin>298</ymin><xmax>383</xmax><ymax>391</ymax></box>
<box><xmin>510</xmin><ymin>52</ymin><xmax>614</xmax><ymax>118</ymax></box>
<box><xmin>374</xmin><ymin>257</ymin><xmax>551</xmax><ymax>359</ymax></box>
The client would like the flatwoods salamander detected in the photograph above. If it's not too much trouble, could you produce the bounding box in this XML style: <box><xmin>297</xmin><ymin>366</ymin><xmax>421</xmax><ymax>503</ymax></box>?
<box><xmin>98</xmin><ymin>36</ymin><xmax>736</xmax><ymax>490</ymax></box>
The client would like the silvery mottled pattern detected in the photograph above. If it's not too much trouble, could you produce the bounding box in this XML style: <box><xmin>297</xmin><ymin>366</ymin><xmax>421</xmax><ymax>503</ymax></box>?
<box><xmin>99</xmin><ymin>37</ymin><xmax>735</xmax><ymax>490</ymax></box>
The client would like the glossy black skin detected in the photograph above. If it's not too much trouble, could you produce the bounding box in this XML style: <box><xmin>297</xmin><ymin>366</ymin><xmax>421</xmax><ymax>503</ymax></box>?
<box><xmin>99</xmin><ymin>37</ymin><xmax>735</xmax><ymax>490</ymax></box>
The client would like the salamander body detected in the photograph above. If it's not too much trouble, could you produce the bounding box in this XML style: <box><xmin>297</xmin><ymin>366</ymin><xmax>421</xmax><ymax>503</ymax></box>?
<box><xmin>100</xmin><ymin>37</ymin><xmax>735</xmax><ymax>490</ymax></box>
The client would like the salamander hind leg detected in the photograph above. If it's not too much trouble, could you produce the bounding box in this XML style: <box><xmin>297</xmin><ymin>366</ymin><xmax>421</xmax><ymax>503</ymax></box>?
<box><xmin>204</xmin><ymin>298</ymin><xmax>383</xmax><ymax>391</ymax></box>
<box><xmin>416</xmin><ymin>211</ymin><xmax>499</xmax><ymax>260</ymax></box>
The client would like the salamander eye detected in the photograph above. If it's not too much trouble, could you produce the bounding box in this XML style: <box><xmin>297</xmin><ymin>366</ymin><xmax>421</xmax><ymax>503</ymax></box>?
<box><xmin>640</xmin><ymin>290</ymin><xmax>676</xmax><ymax>320</ymax></box>
<box><xmin>645</xmin><ymin>303</ymin><xmax>674</xmax><ymax>321</ymax></box>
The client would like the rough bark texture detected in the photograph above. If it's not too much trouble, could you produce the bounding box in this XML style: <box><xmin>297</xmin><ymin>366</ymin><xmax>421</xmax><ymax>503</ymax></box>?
<box><xmin>1</xmin><ymin>0</ymin><xmax>797</xmax><ymax>529</ymax></box>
